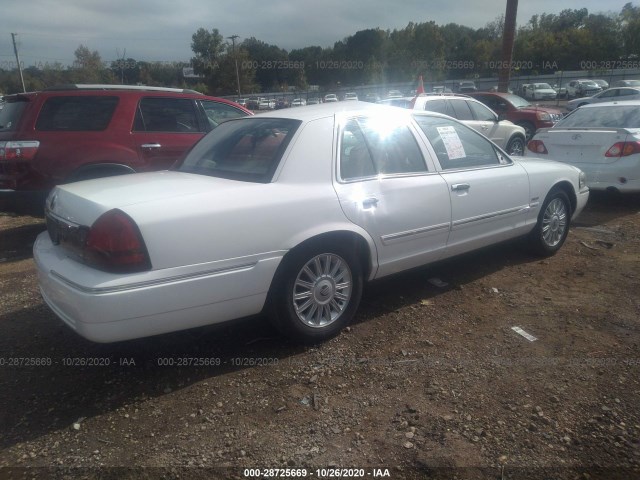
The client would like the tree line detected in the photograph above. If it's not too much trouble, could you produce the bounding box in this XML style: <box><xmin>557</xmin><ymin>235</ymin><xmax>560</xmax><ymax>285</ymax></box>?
<box><xmin>1</xmin><ymin>4</ymin><xmax>638</xmax><ymax>96</ymax></box>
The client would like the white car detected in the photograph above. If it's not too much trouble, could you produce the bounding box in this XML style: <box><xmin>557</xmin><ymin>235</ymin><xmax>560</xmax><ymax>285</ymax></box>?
<box><xmin>566</xmin><ymin>87</ymin><xmax>640</xmax><ymax>111</ymax></box>
<box><xmin>343</xmin><ymin>92</ymin><xmax>358</xmax><ymax>101</ymax></box>
<box><xmin>411</xmin><ymin>95</ymin><xmax>527</xmax><ymax>156</ymax></box>
<box><xmin>323</xmin><ymin>94</ymin><xmax>338</xmax><ymax>103</ymax></box>
<box><xmin>35</xmin><ymin>103</ymin><xmax>588</xmax><ymax>344</ymax></box>
<box><xmin>526</xmin><ymin>101</ymin><xmax>640</xmax><ymax>193</ymax></box>
<box><xmin>291</xmin><ymin>98</ymin><xmax>307</xmax><ymax>107</ymax></box>
<box><xmin>523</xmin><ymin>83</ymin><xmax>557</xmax><ymax>101</ymax></box>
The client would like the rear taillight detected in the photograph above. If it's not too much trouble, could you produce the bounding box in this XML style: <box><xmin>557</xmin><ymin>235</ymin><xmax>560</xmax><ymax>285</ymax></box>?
<box><xmin>0</xmin><ymin>141</ymin><xmax>40</xmax><ymax>160</ymax></box>
<box><xmin>527</xmin><ymin>139</ymin><xmax>548</xmax><ymax>154</ymax></box>
<box><xmin>84</xmin><ymin>209</ymin><xmax>151</xmax><ymax>273</ymax></box>
<box><xmin>605</xmin><ymin>141</ymin><xmax>640</xmax><ymax>158</ymax></box>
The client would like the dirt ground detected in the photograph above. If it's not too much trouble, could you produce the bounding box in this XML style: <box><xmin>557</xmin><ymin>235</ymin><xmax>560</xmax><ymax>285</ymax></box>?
<box><xmin>0</xmin><ymin>191</ymin><xmax>639</xmax><ymax>480</ymax></box>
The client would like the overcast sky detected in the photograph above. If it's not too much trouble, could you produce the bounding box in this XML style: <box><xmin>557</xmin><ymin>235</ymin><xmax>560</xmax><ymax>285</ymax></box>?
<box><xmin>0</xmin><ymin>0</ymin><xmax>632</xmax><ymax>68</ymax></box>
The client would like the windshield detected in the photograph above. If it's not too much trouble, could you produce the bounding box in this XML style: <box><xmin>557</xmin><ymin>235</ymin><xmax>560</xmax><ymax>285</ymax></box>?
<box><xmin>176</xmin><ymin>117</ymin><xmax>301</xmax><ymax>182</ymax></box>
<box><xmin>534</xmin><ymin>83</ymin><xmax>553</xmax><ymax>90</ymax></box>
<box><xmin>555</xmin><ymin>105</ymin><xmax>640</xmax><ymax>129</ymax></box>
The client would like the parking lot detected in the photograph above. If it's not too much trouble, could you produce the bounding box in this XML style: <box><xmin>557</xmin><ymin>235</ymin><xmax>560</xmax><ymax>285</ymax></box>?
<box><xmin>0</xmin><ymin>191</ymin><xmax>639</xmax><ymax>479</ymax></box>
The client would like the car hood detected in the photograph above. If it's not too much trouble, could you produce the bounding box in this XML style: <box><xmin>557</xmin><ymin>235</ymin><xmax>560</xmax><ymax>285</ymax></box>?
<box><xmin>46</xmin><ymin>170</ymin><xmax>267</xmax><ymax>226</ymax></box>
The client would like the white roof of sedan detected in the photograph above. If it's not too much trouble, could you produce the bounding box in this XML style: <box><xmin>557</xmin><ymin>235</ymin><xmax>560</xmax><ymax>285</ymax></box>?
<box><xmin>253</xmin><ymin>100</ymin><xmax>403</xmax><ymax>121</ymax></box>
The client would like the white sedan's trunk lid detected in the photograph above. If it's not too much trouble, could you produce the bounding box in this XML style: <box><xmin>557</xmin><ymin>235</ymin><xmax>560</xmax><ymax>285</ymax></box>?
<box><xmin>535</xmin><ymin>128</ymin><xmax>635</xmax><ymax>165</ymax></box>
<box><xmin>47</xmin><ymin>171</ymin><xmax>257</xmax><ymax>226</ymax></box>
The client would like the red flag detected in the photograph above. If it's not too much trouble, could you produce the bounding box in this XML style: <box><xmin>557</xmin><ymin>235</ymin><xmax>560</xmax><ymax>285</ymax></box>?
<box><xmin>416</xmin><ymin>75</ymin><xmax>425</xmax><ymax>95</ymax></box>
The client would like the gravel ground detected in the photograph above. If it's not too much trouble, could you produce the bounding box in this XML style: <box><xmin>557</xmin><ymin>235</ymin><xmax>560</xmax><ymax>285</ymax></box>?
<box><xmin>0</xmin><ymin>191</ymin><xmax>639</xmax><ymax>480</ymax></box>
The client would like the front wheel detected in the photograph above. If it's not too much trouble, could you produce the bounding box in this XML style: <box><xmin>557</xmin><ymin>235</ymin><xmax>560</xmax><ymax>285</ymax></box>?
<box><xmin>527</xmin><ymin>189</ymin><xmax>571</xmax><ymax>256</ymax></box>
<box><xmin>269</xmin><ymin>244</ymin><xmax>363</xmax><ymax>343</ymax></box>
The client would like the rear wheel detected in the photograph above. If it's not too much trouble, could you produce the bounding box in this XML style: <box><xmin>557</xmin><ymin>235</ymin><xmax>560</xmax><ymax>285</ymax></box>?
<box><xmin>269</xmin><ymin>244</ymin><xmax>363</xmax><ymax>344</ymax></box>
<box><xmin>527</xmin><ymin>189</ymin><xmax>571</xmax><ymax>256</ymax></box>
<box><xmin>516</xmin><ymin>121</ymin><xmax>536</xmax><ymax>142</ymax></box>
<box><xmin>506</xmin><ymin>136</ymin><xmax>525</xmax><ymax>156</ymax></box>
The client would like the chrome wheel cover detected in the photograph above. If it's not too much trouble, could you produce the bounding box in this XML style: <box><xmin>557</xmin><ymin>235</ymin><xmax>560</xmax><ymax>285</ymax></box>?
<box><xmin>542</xmin><ymin>198</ymin><xmax>568</xmax><ymax>247</ymax></box>
<box><xmin>508</xmin><ymin>139</ymin><xmax>524</xmax><ymax>156</ymax></box>
<box><xmin>292</xmin><ymin>253</ymin><xmax>352</xmax><ymax>328</ymax></box>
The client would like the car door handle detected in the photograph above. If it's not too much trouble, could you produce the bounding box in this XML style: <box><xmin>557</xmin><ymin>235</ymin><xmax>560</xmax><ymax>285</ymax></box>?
<box><xmin>362</xmin><ymin>197</ymin><xmax>379</xmax><ymax>208</ymax></box>
<box><xmin>141</xmin><ymin>143</ymin><xmax>162</xmax><ymax>149</ymax></box>
<box><xmin>451</xmin><ymin>183</ymin><xmax>470</xmax><ymax>192</ymax></box>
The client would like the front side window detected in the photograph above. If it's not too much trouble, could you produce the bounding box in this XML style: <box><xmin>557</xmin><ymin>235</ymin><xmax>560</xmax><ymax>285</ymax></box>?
<box><xmin>413</xmin><ymin>115</ymin><xmax>504</xmax><ymax>170</ymax></box>
<box><xmin>200</xmin><ymin>100</ymin><xmax>247</xmax><ymax>130</ymax></box>
<box><xmin>468</xmin><ymin>100</ymin><xmax>496</xmax><ymax>121</ymax></box>
<box><xmin>134</xmin><ymin>97</ymin><xmax>199</xmax><ymax>132</ymax></box>
<box><xmin>340</xmin><ymin>116</ymin><xmax>427</xmax><ymax>180</ymax></box>
<box><xmin>176</xmin><ymin>117</ymin><xmax>301</xmax><ymax>182</ymax></box>
<box><xmin>36</xmin><ymin>96</ymin><xmax>118</xmax><ymax>131</ymax></box>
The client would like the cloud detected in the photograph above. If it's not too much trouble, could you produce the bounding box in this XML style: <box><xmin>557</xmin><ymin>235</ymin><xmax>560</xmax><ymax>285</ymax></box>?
<box><xmin>0</xmin><ymin>0</ymin><xmax>630</xmax><ymax>67</ymax></box>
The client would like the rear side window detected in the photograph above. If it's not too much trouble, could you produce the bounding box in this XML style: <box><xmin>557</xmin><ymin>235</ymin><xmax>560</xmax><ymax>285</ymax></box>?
<box><xmin>134</xmin><ymin>97</ymin><xmax>199</xmax><ymax>133</ymax></box>
<box><xmin>448</xmin><ymin>100</ymin><xmax>474</xmax><ymax>120</ymax></box>
<box><xmin>0</xmin><ymin>99</ymin><xmax>28</xmax><ymax>132</ymax></box>
<box><xmin>36</xmin><ymin>96</ymin><xmax>118</xmax><ymax>131</ymax></box>
<box><xmin>340</xmin><ymin>116</ymin><xmax>427</xmax><ymax>180</ymax></box>
<box><xmin>423</xmin><ymin>99</ymin><xmax>449</xmax><ymax>115</ymax></box>
<box><xmin>177</xmin><ymin>118</ymin><xmax>301</xmax><ymax>182</ymax></box>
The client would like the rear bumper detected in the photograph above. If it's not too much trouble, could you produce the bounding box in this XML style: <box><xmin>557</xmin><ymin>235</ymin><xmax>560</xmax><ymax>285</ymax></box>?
<box><xmin>34</xmin><ymin>232</ymin><xmax>283</xmax><ymax>343</ymax></box>
<box><xmin>575</xmin><ymin>160</ymin><xmax>640</xmax><ymax>194</ymax></box>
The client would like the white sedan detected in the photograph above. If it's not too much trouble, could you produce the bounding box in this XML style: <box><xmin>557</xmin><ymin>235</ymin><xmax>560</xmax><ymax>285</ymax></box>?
<box><xmin>34</xmin><ymin>102</ymin><xmax>589</xmax><ymax>344</ymax></box>
<box><xmin>527</xmin><ymin>101</ymin><xmax>640</xmax><ymax>193</ymax></box>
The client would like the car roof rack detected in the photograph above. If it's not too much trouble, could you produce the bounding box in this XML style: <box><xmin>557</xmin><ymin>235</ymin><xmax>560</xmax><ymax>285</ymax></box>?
<box><xmin>44</xmin><ymin>84</ymin><xmax>203</xmax><ymax>94</ymax></box>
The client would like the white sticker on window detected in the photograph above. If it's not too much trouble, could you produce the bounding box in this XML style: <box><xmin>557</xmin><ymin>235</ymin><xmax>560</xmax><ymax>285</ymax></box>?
<box><xmin>436</xmin><ymin>126</ymin><xmax>466</xmax><ymax>160</ymax></box>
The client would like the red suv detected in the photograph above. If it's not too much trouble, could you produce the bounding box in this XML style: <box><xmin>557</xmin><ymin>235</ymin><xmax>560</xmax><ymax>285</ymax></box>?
<box><xmin>0</xmin><ymin>85</ymin><xmax>252</xmax><ymax>213</ymax></box>
<box><xmin>468</xmin><ymin>92</ymin><xmax>563</xmax><ymax>141</ymax></box>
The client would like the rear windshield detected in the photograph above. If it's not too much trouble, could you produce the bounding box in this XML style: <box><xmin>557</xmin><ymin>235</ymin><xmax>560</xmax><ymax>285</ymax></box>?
<box><xmin>0</xmin><ymin>98</ymin><xmax>28</xmax><ymax>132</ymax></box>
<box><xmin>176</xmin><ymin>117</ymin><xmax>301</xmax><ymax>182</ymax></box>
<box><xmin>555</xmin><ymin>105</ymin><xmax>640</xmax><ymax>129</ymax></box>
<box><xmin>35</xmin><ymin>96</ymin><xmax>119</xmax><ymax>131</ymax></box>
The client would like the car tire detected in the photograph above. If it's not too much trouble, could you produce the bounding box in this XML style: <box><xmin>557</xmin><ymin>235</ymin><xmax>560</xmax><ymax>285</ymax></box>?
<box><xmin>269</xmin><ymin>243</ymin><xmax>363</xmax><ymax>344</ymax></box>
<box><xmin>506</xmin><ymin>136</ymin><xmax>525</xmax><ymax>156</ymax></box>
<box><xmin>516</xmin><ymin>121</ymin><xmax>536</xmax><ymax>142</ymax></box>
<box><xmin>527</xmin><ymin>188</ymin><xmax>571</xmax><ymax>257</ymax></box>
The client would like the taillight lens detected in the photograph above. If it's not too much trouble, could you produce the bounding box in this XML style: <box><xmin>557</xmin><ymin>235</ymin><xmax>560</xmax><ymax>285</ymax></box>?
<box><xmin>527</xmin><ymin>139</ymin><xmax>548</xmax><ymax>154</ymax></box>
<box><xmin>605</xmin><ymin>141</ymin><xmax>640</xmax><ymax>158</ymax></box>
<box><xmin>84</xmin><ymin>209</ymin><xmax>151</xmax><ymax>273</ymax></box>
<box><xmin>0</xmin><ymin>141</ymin><xmax>40</xmax><ymax>160</ymax></box>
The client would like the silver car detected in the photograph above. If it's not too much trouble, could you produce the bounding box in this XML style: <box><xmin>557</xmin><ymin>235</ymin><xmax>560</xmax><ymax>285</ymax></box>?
<box><xmin>566</xmin><ymin>87</ymin><xmax>640</xmax><ymax>111</ymax></box>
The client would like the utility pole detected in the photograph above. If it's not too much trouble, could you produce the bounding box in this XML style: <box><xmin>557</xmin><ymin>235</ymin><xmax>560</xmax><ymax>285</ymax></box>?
<box><xmin>11</xmin><ymin>33</ymin><xmax>26</xmax><ymax>93</ymax></box>
<box><xmin>227</xmin><ymin>35</ymin><xmax>241</xmax><ymax>99</ymax></box>
<box><xmin>498</xmin><ymin>0</ymin><xmax>518</xmax><ymax>93</ymax></box>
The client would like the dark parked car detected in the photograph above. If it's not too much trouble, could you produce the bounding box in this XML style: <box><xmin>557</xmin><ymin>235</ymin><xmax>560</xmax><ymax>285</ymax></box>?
<box><xmin>0</xmin><ymin>84</ymin><xmax>251</xmax><ymax>213</ymax></box>
<box><xmin>468</xmin><ymin>92</ymin><xmax>564</xmax><ymax>140</ymax></box>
